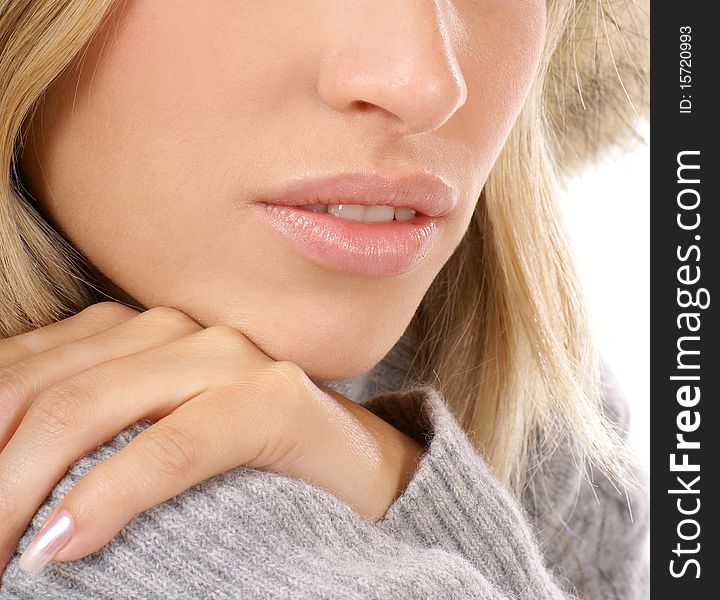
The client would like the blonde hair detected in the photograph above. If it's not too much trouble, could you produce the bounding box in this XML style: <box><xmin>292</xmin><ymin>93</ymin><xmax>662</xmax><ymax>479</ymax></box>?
<box><xmin>0</xmin><ymin>0</ymin><xmax>649</xmax><ymax>493</ymax></box>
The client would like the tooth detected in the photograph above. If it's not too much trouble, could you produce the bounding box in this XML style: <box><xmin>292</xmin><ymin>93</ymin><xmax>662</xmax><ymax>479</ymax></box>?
<box><xmin>362</xmin><ymin>206</ymin><xmax>396</xmax><ymax>222</ymax></box>
<box><xmin>394</xmin><ymin>207</ymin><xmax>416</xmax><ymax>221</ymax></box>
<box><xmin>328</xmin><ymin>204</ymin><xmax>366</xmax><ymax>222</ymax></box>
<box><xmin>301</xmin><ymin>203</ymin><xmax>328</xmax><ymax>213</ymax></box>
<box><xmin>309</xmin><ymin>203</ymin><xmax>417</xmax><ymax>223</ymax></box>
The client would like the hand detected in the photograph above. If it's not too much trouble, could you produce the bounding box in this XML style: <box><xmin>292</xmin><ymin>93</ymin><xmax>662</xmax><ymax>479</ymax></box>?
<box><xmin>0</xmin><ymin>302</ymin><xmax>424</xmax><ymax>576</ymax></box>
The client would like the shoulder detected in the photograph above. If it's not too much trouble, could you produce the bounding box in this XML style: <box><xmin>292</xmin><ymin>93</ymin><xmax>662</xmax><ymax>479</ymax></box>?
<box><xmin>522</xmin><ymin>359</ymin><xmax>637</xmax><ymax>513</ymax></box>
<box><xmin>3</xmin><ymin>418</ymin><xmax>490</xmax><ymax>598</ymax></box>
<box><xmin>597</xmin><ymin>358</ymin><xmax>631</xmax><ymax>438</ymax></box>
<box><xmin>522</xmin><ymin>361</ymin><xmax>649</xmax><ymax>599</ymax></box>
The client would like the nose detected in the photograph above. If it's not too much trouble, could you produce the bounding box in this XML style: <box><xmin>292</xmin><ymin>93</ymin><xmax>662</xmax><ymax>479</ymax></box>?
<box><xmin>316</xmin><ymin>1</ymin><xmax>468</xmax><ymax>137</ymax></box>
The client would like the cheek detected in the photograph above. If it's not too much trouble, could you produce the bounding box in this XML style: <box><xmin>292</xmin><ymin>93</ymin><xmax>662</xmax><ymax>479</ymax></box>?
<box><xmin>453</xmin><ymin>0</ymin><xmax>546</xmax><ymax>175</ymax></box>
<box><xmin>20</xmin><ymin>1</ymin><xmax>299</xmax><ymax>269</ymax></box>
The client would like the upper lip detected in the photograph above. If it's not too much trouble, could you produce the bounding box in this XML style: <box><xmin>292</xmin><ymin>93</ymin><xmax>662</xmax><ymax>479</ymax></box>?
<box><xmin>252</xmin><ymin>171</ymin><xmax>457</xmax><ymax>218</ymax></box>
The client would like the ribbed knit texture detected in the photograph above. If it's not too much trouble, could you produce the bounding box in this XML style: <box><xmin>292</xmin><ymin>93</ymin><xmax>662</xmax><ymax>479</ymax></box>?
<box><xmin>1</xmin><ymin>327</ymin><xmax>649</xmax><ymax>599</ymax></box>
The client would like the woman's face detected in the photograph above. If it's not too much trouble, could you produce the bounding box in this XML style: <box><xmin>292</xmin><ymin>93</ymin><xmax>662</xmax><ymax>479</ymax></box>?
<box><xmin>20</xmin><ymin>0</ymin><xmax>545</xmax><ymax>380</ymax></box>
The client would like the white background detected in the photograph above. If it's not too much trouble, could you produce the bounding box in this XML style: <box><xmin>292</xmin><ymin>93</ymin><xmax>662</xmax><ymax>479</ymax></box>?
<box><xmin>558</xmin><ymin>122</ymin><xmax>650</xmax><ymax>472</ymax></box>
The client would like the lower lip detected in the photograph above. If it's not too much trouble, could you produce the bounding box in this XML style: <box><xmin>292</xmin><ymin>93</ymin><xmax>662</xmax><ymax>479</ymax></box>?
<box><xmin>252</xmin><ymin>202</ymin><xmax>441</xmax><ymax>277</ymax></box>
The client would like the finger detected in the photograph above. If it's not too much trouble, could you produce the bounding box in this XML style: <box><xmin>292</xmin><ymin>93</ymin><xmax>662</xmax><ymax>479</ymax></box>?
<box><xmin>19</xmin><ymin>363</ymin><xmax>304</xmax><ymax>569</ymax></box>
<box><xmin>0</xmin><ymin>302</ymin><xmax>140</xmax><ymax>368</ymax></box>
<box><xmin>0</xmin><ymin>306</ymin><xmax>203</xmax><ymax>571</ymax></box>
<box><xmin>0</xmin><ymin>306</ymin><xmax>202</xmax><ymax>447</ymax></box>
<box><xmin>0</xmin><ymin>325</ymin><xmax>273</xmax><ymax>566</ymax></box>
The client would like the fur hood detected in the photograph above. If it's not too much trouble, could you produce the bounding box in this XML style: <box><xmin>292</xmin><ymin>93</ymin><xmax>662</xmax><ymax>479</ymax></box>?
<box><xmin>545</xmin><ymin>0</ymin><xmax>650</xmax><ymax>181</ymax></box>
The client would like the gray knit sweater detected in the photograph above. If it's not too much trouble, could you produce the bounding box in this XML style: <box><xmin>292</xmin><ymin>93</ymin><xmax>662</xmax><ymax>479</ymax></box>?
<box><xmin>1</xmin><ymin>328</ymin><xmax>649</xmax><ymax>599</ymax></box>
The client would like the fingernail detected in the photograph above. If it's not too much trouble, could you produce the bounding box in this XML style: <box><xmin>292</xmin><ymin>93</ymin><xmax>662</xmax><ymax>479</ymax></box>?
<box><xmin>18</xmin><ymin>509</ymin><xmax>75</xmax><ymax>576</ymax></box>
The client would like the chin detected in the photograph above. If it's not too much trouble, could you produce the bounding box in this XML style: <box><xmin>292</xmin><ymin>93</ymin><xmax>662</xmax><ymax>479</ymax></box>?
<box><xmin>175</xmin><ymin>283</ymin><xmax>418</xmax><ymax>382</ymax></box>
<box><xmin>252</xmin><ymin>324</ymin><xmax>405</xmax><ymax>382</ymax></box>
<box><xmin>282</xmin><ymin>340</ymin><xmax>390</xmax><ymax>382</ymax></box>
<box><xmin>297</xmin><ymin>359</ymin><xmax>375</xmax><ymax>382</ymax></box>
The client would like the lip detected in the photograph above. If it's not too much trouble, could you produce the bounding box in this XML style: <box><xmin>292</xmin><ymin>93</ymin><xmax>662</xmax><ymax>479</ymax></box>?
<box><xmin>251</xmin><ymin>171</ymin><xmax>456</xmax><ymax>217</ymax></box>
<box><xmin>249</xmin><ymin>171</ymin><xmax>455</xmax><ymax>277</ymax></box>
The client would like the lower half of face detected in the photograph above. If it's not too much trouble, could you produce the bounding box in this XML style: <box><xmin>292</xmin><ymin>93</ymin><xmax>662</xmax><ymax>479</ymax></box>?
<box><xmin>19</xmin><ymin>0</ymin><xmax>546</xmax><ymax>380</ymax></box>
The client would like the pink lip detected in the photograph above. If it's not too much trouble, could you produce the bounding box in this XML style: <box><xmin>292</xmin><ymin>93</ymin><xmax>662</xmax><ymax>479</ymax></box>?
<box><xmin>251</xmin><ymin>171</ymin><xmax>456</xmax><ymax>217</ymax></box>
<box><xmin>249</xmin><ymin>171</ymin><xmax>455</xmax><ymax>277</ymax></box>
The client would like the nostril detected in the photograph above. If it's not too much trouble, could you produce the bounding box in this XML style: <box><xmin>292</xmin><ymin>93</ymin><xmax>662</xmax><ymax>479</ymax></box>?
<box><xmin>347</xmin><ymin>98</ymin><xmax>404</xmax><ymax>131</ymax></box>
<box><xmin>353</xmin><ymin>100</ymin><xmax>372</xmax><ymax>111</ymax></box>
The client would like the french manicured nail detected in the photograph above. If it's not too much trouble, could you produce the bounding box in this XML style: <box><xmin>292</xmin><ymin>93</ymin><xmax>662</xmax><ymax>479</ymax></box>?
<box><xmin>18</xmin><ymin>509</ymin><xmax>75</xmax><ymax>576</ymax></box>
